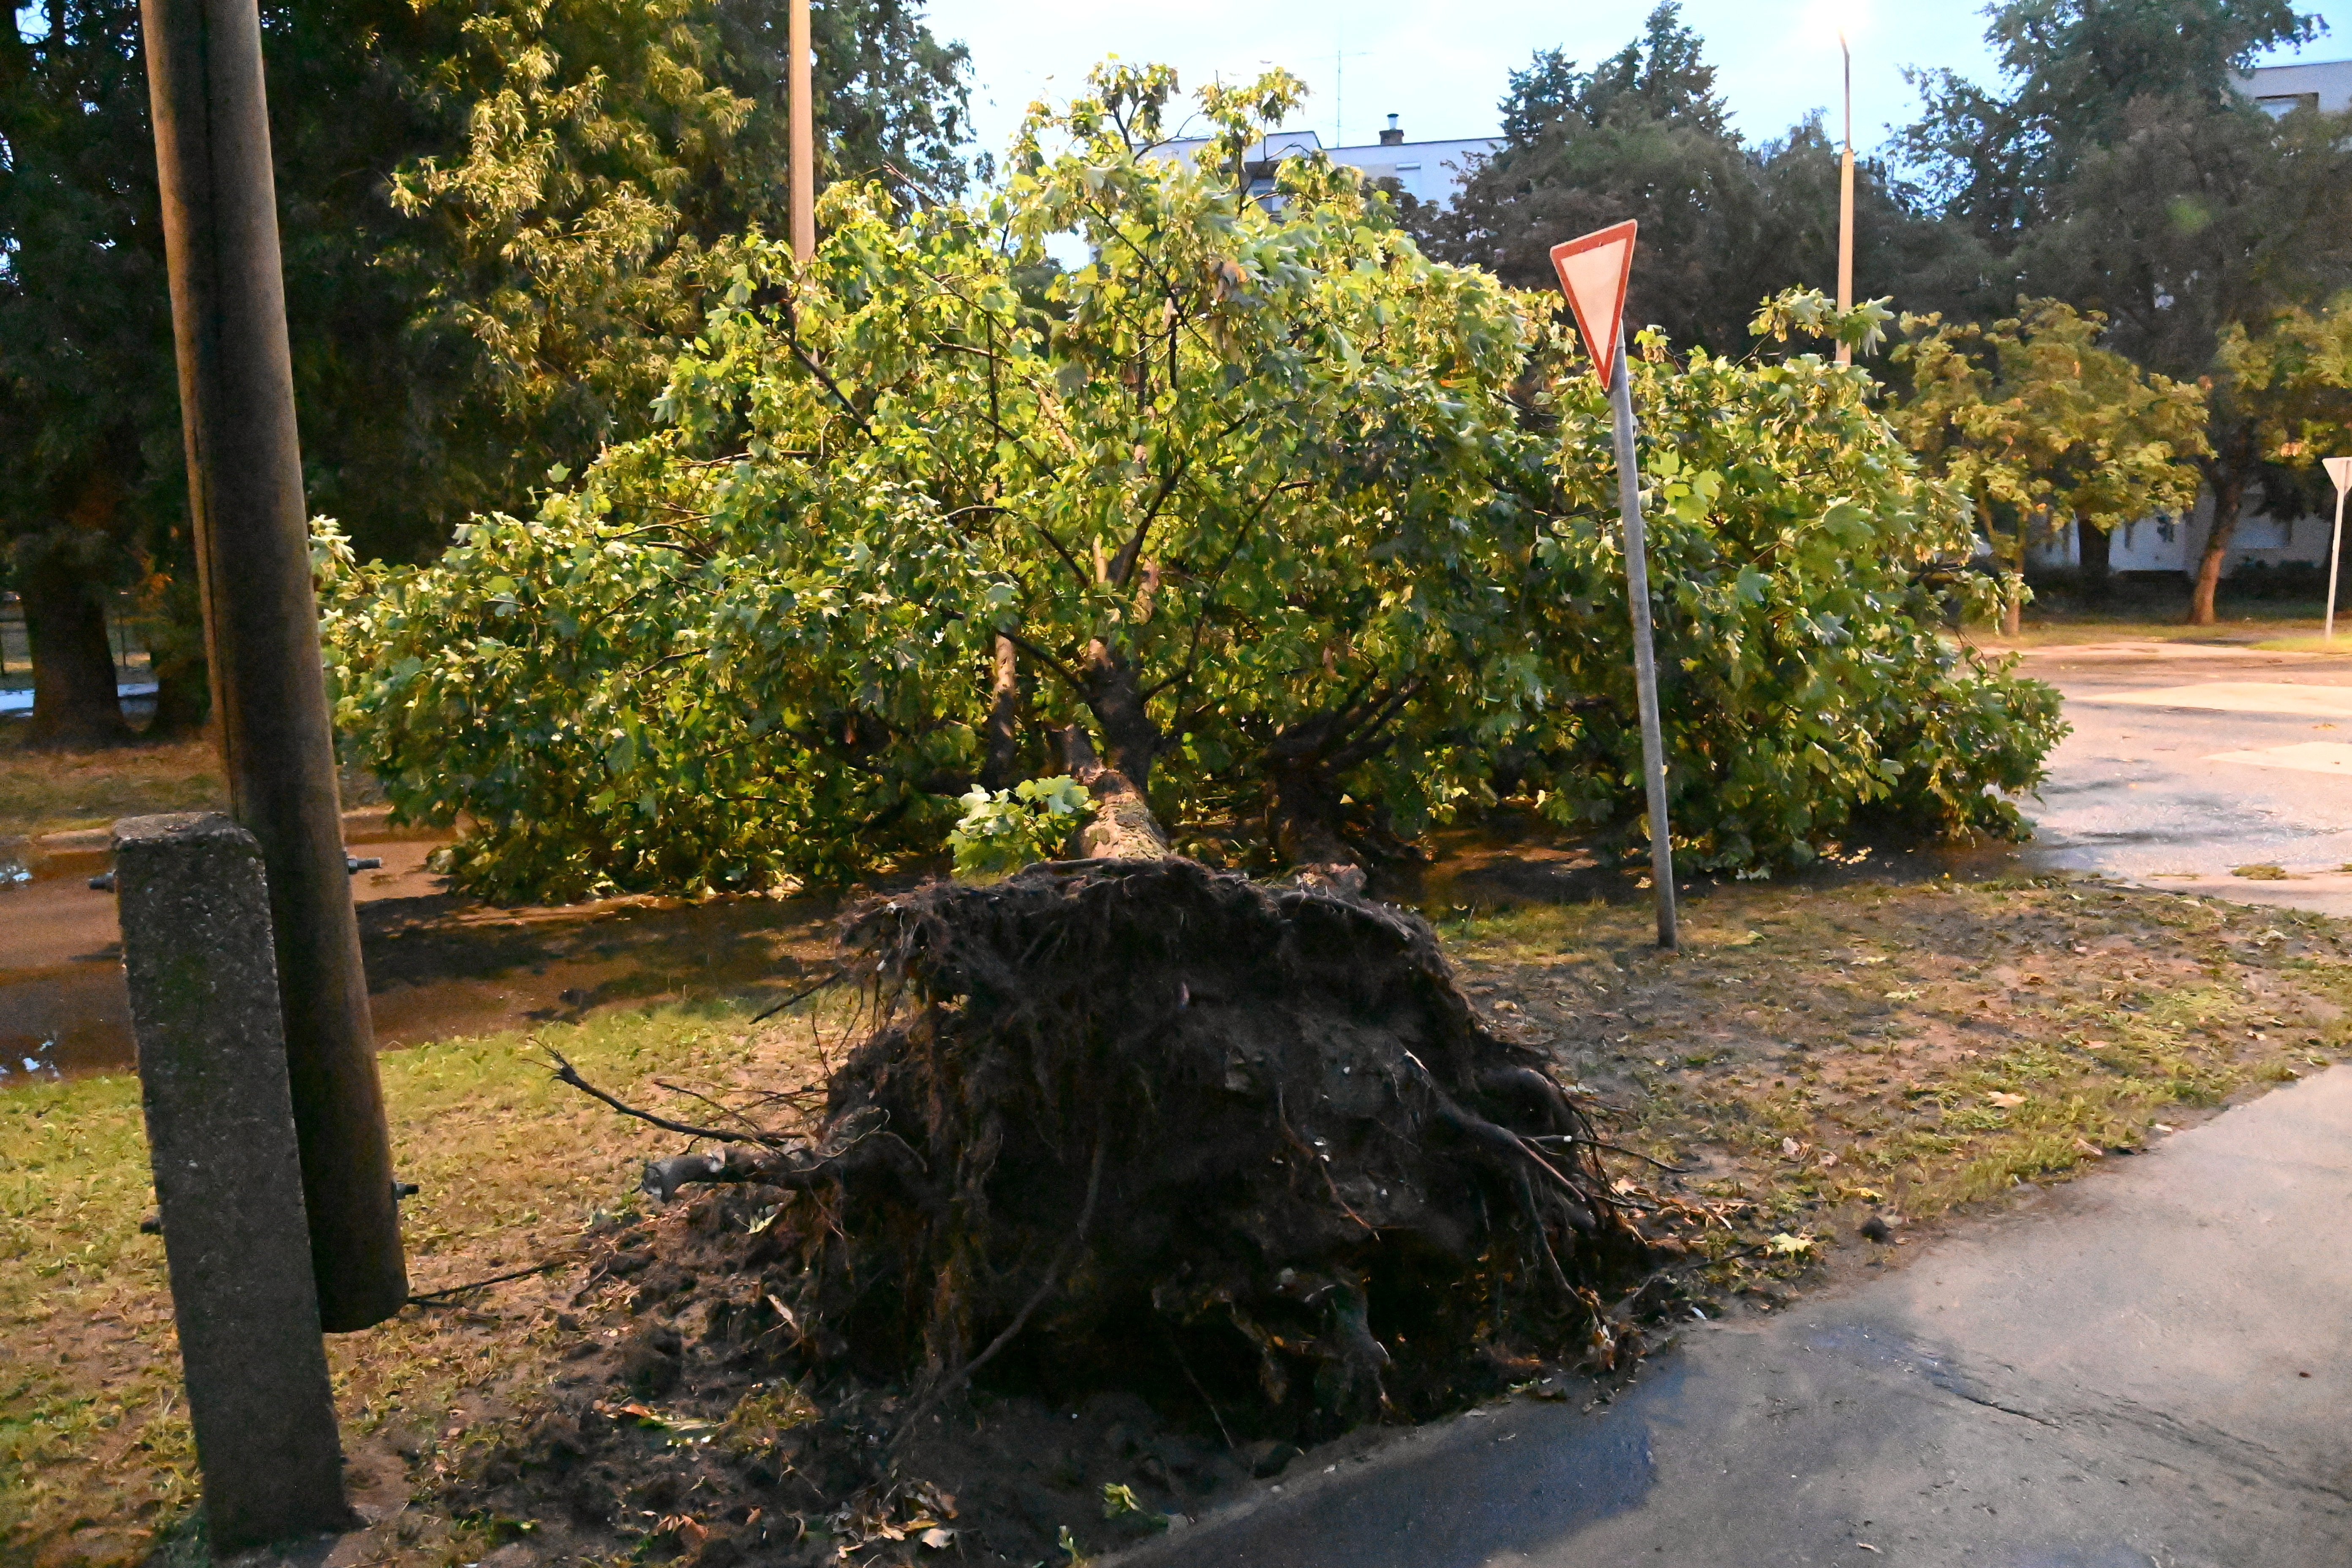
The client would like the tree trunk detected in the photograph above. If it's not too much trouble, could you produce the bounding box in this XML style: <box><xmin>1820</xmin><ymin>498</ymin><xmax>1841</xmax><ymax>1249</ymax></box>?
<box><xmin>2189</xmin><ymin>473</ymin><xmax>2244</xmax><ymax>627</ymax></box>
<box><xmin>20</xmin><ymin>553</ymin><xmax>130</xmax><ymax>748</ymax></box>
<box><xmin>1059</xmin><ymin>725</ymin><xmax>1168</xmax><ymax>859</ymax></box>
<box><xmin>2077</xmin><ymin>517</ymin><xmax>2112</xmax><ymax>603</ymax></box>
<box><xmin>1264</xmin><ymin>757</ymin><xmax>1358</xmax><ymax>871</ymax></box>
<box><xmin>980</xmin><ymin>634</ymin><xmax>1020</xmax><ymax>789</ymax></box>
<box><xmin>1074</xmin><ymin>637</ymin><xmax>1160</xmax><ymax>793</ymax></box>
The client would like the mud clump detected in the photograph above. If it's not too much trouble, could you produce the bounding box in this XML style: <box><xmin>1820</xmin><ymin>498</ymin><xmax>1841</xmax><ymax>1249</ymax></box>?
<box><xmin>629</xmin><ymin>858</ymin><xmax>1655</xmax><ymax>1440</ymax></box>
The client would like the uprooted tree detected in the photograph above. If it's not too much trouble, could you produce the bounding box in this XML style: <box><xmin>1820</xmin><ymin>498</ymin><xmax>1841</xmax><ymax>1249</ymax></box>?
<box><xmin>319</xmin><ymin>60</ymin><xmax>2064</xmax><ymax>901</ymax></box>
<box><xmin>565</xmin><ymin>857</ymin><xmax>1661</xmax><ymax>1450</ymax></box>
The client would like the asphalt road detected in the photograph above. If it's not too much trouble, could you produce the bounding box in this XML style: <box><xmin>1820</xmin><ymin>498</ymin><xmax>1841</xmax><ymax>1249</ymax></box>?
<box><xmin>1120</xmin><ymin>1064</ymin><xmax>2352</xmax><ymax>1568</ymax></box>
<box><xmin>2017</xmin><ymin>641</ymin><xmax>2352</xmax><ymax>915</ymax></box>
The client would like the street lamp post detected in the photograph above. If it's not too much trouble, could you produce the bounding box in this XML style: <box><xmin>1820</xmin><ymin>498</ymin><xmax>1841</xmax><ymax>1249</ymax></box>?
<box><xmin>1836</xmin><ymin>29</ymin><xmax>1854</xmax><ymax>368</ymax></box>
<box><xmin>2325</xmin><ymin>457</ymin><xmax>2352</xmax><ymax>641</ymax></box>
<box><xmin>789</xmin><ymin>0</ymin><xmax>814</xmax><ymax>261</ymax></box>
<box><xmin>141</xmin><ymin>0</ymin><xmax>406</xmax><ymax>1331</ymax></box>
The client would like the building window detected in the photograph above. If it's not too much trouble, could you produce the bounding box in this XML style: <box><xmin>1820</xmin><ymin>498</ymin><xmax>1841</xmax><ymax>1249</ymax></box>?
<box><xmin>2257</xmin><ymin>92</ymin><xmax>2319</xmax><ymax>118</ymax></box>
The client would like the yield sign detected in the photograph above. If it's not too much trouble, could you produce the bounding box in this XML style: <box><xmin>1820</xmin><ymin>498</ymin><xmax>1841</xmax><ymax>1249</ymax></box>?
<box><xmin>1549</xmin><ymin>220</ymin><xmax>1638</xmax><ymax>387</ymax></box>
<box><xmin>2327</xmin><ymin>456</ymin><xmax>2352</xmax><ymax>497</ymax></box>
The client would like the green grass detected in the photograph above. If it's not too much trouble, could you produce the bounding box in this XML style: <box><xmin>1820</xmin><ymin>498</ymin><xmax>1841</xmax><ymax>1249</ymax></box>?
<box><xmin>0</xmin><ymin>997</ymin><xmax>837</xmax><ymax>1568</ymax></box>
<box><xmin>0</xmin><ymin>733</ymin><xmax>225</xmax><ymax>843</ymax></box>
<box><xmin>1439</xmin><ymin>876</ymin><xmax>2352</xmax><ymax>1288</ymax></box>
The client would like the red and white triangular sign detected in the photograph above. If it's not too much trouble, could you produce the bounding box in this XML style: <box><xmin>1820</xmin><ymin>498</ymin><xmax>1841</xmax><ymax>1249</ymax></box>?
<box><xmin>1549</xmin><ymin>220</ymin><xmax>1638</xmax><ymax>387</ymax></box>
<box><xmin>2327</xmin><ymin>456</ymin><xmax>2352</xmax><ymax>497</ymax></box>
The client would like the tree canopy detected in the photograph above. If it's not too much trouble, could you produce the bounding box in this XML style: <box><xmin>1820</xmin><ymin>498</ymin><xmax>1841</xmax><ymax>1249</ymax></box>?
<box><xmin>1896</xmin><ymin>0</ymin><xmax>2352</xmax><ymax>622</ymax></box>
<box><xmin>319</xmin><ymin>63</ymin><xmax>2063</xmax><ymax>901</ymax></box>
<box><xmin>1892</xmin><ymin>300</ymin><xmax>2210</xmax><ymax>627</ymax></box>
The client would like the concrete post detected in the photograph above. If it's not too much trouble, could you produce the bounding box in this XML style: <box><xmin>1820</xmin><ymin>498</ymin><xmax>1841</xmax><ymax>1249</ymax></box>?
<box><xmin>115</xmin><ymin>814</ymin><xmax>354</xmax><ymax>1549</ymax></box>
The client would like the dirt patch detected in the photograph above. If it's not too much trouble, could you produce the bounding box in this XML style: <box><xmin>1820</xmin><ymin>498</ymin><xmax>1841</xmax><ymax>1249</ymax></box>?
<box><xmin>465</xmin><ymin>859</ymin><xmax>1667</xmax><ymax>1564</ymax></box>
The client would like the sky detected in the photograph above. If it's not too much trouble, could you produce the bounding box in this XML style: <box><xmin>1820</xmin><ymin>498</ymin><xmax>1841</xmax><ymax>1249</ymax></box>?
<box><xmin>924</xmin><ymin>0</ymin><xmax>2352</xmax><ymax>164</ymax></box>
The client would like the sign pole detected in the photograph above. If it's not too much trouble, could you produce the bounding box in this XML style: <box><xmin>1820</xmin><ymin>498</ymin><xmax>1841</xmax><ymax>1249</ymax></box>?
<box><xmin>1551</xmin><ymin>220</ymin><xmax>1676</xmax><ymax>950</ymax></box>
<box><xmin>1836</xmin><ymin>30</ymin><xmax>1854</xmax><ymax>369</ymax></box>
<box><xmin>1608</xmin><ymin>329</ymin><xmax>1679</xmax><ymax>950</ymax></box>
<box><xmin>2325</xmin><ymin>457</ymin><xmax>2352</xmax><ymax>642</ymax></box>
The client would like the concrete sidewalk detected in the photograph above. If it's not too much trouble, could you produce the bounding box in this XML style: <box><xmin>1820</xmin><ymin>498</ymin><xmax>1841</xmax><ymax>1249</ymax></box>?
<box><xmin>1122</xmin><ymin>1068</ymin><xmax>2352</xmax><ymax>1568</ymax></box>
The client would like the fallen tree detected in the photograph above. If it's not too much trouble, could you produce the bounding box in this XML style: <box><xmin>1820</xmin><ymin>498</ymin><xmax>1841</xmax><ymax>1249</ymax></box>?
<box><xmin>320</xmin><ymin>60</ymin><xmax>2064</xmax><ymax>902</ymax></box>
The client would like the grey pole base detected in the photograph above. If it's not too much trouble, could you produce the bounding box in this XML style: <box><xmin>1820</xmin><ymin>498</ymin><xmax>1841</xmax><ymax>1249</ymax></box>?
<box><xmin>116</xmin><ymin>814</ymin><xmax>354</xmax><ymax>1549</ymax></box>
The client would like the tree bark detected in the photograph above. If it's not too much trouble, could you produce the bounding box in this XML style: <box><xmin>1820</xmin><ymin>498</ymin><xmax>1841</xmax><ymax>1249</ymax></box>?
<box><xmin>1264</xmin><ymin>758</ymin><xmax>1359</xmax><ymax>870</ymax></box>
<box><xmin>20</xmin><ymin>552</ymin><xmax>130</xmax><ymax>748</ymax></box>
<box><xmin>980</xmin><ymin>634</ymin><xmax>1021</xmax><ymax>790</ymax></box>
<box><xmin>2189</xmin><ymin>471</ymin><xmax>2244</xmax><ymax>627</ymax></box>
<box><xmin>1059</xmin><ymin>725</ymin><xmax>1168</xmax><ymax>859</ymax></box>
<box><xmin>2076</xmin><ymin>517</ymin><xmax>2112</xmax><ymax>603</ymax></box>
<box><xmin>1074</xmin><ymin>637</ymin><xmax>1161</xmax><ymax>793</ymax></box>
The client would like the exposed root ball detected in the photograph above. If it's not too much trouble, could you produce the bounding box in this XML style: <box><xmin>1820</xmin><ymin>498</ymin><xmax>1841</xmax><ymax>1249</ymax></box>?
<box><xmin>653</xmin><ymin>858</ymin><xmax>1653</xmax><ymax>1440</ymax></box>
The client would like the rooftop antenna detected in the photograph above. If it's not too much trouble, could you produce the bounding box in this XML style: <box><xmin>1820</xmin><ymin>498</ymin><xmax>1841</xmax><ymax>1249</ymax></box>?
<box><xmin>1334</xmin><ymin>42</ymin><xmax>1370</xmax><ymax>146</ymax></box>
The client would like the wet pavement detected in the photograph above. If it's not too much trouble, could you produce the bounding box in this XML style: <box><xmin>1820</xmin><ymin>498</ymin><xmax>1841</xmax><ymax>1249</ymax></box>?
<box><xmin>0</xmin><ymin>810</ymin><xmax>833</xmax><ymax>1083</ymax></box>
<box><xmin>2017</xmin><ymin>641</ymin><xmax>2352</xmax><ymax>914</ymax></box>
<box><xmin>1120</xmin><ymin>1063</ymin><xmax>2352</xmax><ymax>1568</ymax></box>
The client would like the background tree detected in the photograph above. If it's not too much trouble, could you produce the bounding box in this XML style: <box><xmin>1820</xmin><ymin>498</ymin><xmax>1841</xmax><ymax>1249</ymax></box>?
<box><xmin>1897</xmin><ymin>0</ymin><xmax>2319</xmax><ymax>250</ymax></box>
<box><xmin>1416</xmin><ymin>4</ymin><xmax>1987</xmax><ymax>354</ymax></box>
<box><xmin>0</xmin><ymin>0</ymin><xmax>974</xmax><ymax>742</ymax></box>
<box><xmin>1900</xmin><ymin>0</ymin><xmax>2352</xmax><ymax>623</ymax></box>
<box><xmin>1891</xmin><ymin>299</ymin><xmax>2209</xmax><ymax>634</ymax></box>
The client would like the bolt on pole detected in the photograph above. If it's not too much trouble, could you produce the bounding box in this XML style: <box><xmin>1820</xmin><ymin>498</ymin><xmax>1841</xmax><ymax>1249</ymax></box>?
<box><xmin>141</xmin><ymin>0</ymin><xmax>406</xmax><ymax>1328</ymax></box>
<box><xmin>1609</xmin><ymin>327</ymin><xmax>1679</xmax><ymax>951</ymax></box>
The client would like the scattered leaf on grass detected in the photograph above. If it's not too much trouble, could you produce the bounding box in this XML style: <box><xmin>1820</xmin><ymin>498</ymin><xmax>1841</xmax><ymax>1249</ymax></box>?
<box><xmin>1986</xmin><ymin>1091</ymin><xmax>2026</xmax><ymax>1108</ymax></box>
<box><xmin>1765</xmin><ymin>1231</ymin><xmax>1818</xmax><ymax>1257</ymax></box>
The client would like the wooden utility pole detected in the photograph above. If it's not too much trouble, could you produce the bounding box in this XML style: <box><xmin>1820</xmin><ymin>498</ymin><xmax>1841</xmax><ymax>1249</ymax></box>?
<box><xmin>141</xmin><ymin>0</ymin><xmax>407</xmax><ymax>1330</ymax></box>
<box><xmin>1836</xmin><ymin>30</ymin><xmax>1854</xmax><ymax>368</ymax></box>
<box><xmin>789</xmin><ymin>0</ymin><xmax>815</xmax><ymax>261</ymax></box>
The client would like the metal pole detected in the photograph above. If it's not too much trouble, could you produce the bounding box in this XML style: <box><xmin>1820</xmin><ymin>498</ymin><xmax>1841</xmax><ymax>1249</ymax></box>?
<box><xmin>789</xmin><ymin>0</ymin><xmax>815</xmax><ymax>261</ymax></box>
<box><xmin>2330</xmin><ymin>485</ymin><xmax>2346</xmax><ymax>642</ymax></box>
<box><xmin>141</xmin><ymin>0</ymin><xmax>406</xmax><ymax>1330</ymax></box>
<box><xmin>1609</xmin><ymin>327</ymin><xmax>1678</xmax><ymax>951</ymax></box>
<box><xmin>1836</xmin><ymin>32</ymin><xmax>1854</xmax><ymax>368</ymax></box>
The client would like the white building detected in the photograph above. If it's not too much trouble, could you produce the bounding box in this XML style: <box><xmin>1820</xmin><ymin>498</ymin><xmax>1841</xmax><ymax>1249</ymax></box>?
<box><xmin>2027</xmin><ymin>496</ymin><xmax>2335</xmax><ymax>577</ymax></box>
<box><xmin>2236</xmin><ymin>58</ymin><xmax>2352</xmax><ymax>116</ymax></box>
<box><xmin>1148</xmin><ymin>117</ymin><xmax>1500</xmax><ymax>210</ymax></box>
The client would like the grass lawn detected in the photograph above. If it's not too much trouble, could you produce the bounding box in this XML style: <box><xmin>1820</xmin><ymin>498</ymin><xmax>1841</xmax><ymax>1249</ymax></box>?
<box><xmin>4</xmin><ymin>868</ymin><xmax>2346</xmax><ymax>1568</ymax></box>
<box><xmin>0</xmin><ymin>733</ymin><xmax>224</xmax><ymax>844</ymax></box>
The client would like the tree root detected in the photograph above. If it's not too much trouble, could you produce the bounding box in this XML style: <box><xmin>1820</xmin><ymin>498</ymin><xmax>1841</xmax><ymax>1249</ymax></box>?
<box><xmin>563</xmin><ymin>858</ymin><xmax>1658</xmax><ymax>1443</ymax></box>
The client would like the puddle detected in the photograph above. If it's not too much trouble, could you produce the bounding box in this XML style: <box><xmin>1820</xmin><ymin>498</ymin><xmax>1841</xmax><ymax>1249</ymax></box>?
<box><xmin>0</xmin><ymin>1034</ymin><xmax>62</xmax><ymax>1085</ymax></box>
<box><xmin>0</xmin><ymin>819</ymin><xmax>842</xmax><ymax>1082</ymax></box>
